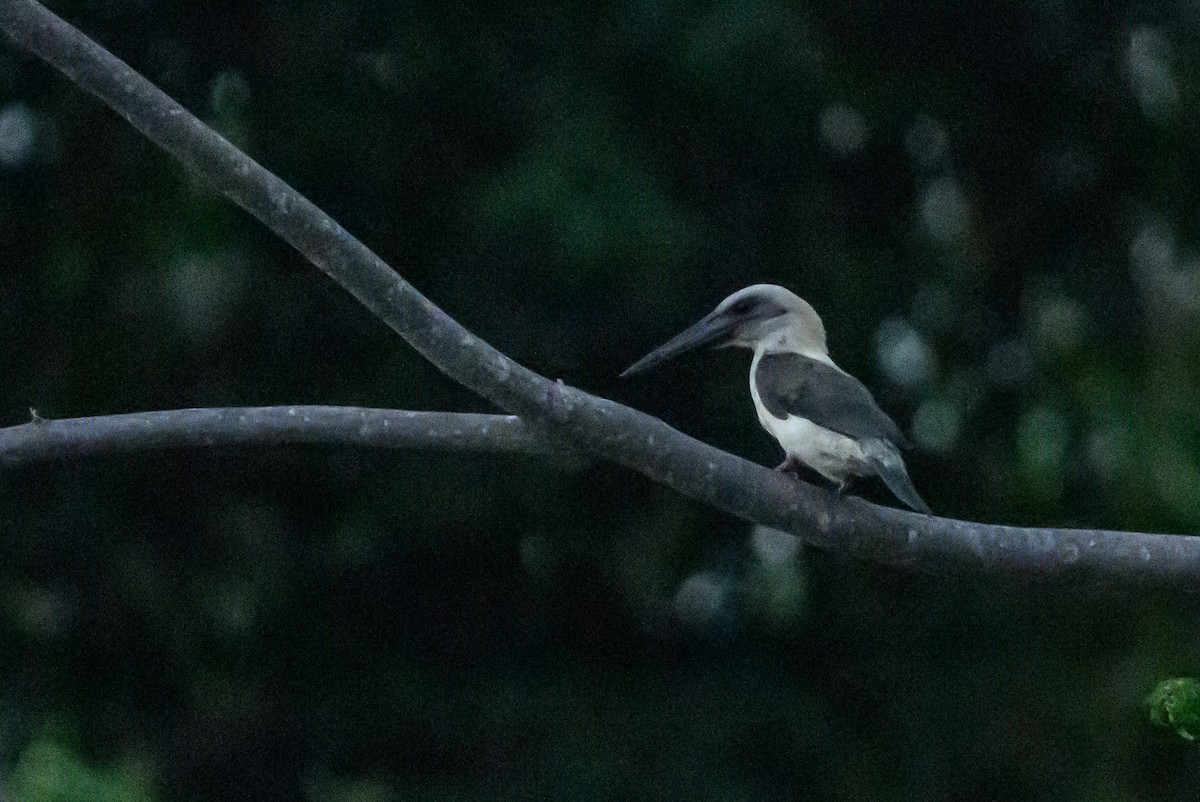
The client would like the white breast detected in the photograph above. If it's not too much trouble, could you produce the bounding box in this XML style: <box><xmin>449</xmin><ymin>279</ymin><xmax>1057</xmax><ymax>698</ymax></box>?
<box><xmin>749</xmin><ymin>350</ymin><xmax>868</xmax><ymax>483</ymax></box>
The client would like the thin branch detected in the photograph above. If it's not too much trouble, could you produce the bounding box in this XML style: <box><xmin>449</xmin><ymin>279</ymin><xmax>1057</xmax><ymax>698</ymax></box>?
<box><xmin>4</xmin><ymin>0</ymin><xmax>1200</xmax><ymax>587</ymax></box>
<box><xmin>0</xmin><ymin>407</ymin><xmax>578</xmax><ymax>467</ymax></box>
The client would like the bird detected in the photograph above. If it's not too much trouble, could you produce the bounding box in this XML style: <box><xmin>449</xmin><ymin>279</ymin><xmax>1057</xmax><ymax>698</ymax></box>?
<box><xmin>621</xmin><ymin>284</ymin><xmax>931</xmax><ymax>514</ymax></box>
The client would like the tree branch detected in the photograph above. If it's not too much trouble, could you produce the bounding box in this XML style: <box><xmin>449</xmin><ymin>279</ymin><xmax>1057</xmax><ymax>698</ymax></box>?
<box><xmin>4</xmin><ymin>0</ymin><xmax>1200</xmax><ymax>587</ymax></box>
<box><xmin>0</xmin><ymin>407</ymin><xmax>576</xmax><ymax>467</ymax></box>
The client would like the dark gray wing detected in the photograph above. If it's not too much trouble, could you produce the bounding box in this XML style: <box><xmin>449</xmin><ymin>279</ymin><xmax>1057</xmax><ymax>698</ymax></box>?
<box><xmin>755</xmin><ymin>353</ymin><xmax>911</xmax><ymax>447</ymax></box>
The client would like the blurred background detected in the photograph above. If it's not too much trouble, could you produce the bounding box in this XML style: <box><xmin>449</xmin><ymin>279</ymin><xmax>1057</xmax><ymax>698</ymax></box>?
<box><xmin>3</xmin><ymin>0</ymin><xmax>1200</xmax><ymax>798</ymax></box>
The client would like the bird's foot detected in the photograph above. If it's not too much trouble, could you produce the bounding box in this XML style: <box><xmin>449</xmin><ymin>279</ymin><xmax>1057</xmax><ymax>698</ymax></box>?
<box><xmin>775</xmin><ymin>456</ymin><xmax>800</xmax><ymax>476</ymax></box>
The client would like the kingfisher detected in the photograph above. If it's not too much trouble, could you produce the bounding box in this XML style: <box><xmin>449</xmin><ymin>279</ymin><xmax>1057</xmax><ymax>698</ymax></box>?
<box><xmin>621</xmin><ymin>284</ymin><xmax>930</xmax><ymax>514</ymax></box>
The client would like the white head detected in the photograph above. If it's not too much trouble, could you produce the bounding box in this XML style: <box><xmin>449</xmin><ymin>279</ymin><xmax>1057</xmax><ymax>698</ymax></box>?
<box><xmin>621</xmin><ymin>284</ymin><xmax>829</xmax><ymax>377</ymax></box>
<box><xmin>711</xmin><ymin>284</ymin><xmax>827</xmax><ymax>354</ymax></box>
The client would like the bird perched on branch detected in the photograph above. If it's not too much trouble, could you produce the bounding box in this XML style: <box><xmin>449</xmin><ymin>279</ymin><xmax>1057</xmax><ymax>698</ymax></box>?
<box><xmin>621</xmin><ymin>284</ymin><xmax>930</xmax><ymax>514</ymax></box>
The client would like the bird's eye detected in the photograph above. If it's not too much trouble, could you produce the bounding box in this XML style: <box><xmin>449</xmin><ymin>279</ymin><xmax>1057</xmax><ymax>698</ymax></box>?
<box><xmin>730</xmin><ymin>299</ymin><xmax>755</xmax><ymax>315</ymax></box>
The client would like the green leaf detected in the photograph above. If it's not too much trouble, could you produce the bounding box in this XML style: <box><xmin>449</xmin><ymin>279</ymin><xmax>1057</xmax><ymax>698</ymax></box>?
<box><xmin>1147</xmin><ymin>677</ymin><xmax>1200</xmax><ymax>741</ymax></box>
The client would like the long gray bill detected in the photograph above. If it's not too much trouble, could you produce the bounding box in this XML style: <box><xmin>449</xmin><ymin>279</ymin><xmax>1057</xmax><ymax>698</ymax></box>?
<box><xmin>620</xmin><ymin>312</ymin><xmax>736</xmax><ymax>378</ymax></box>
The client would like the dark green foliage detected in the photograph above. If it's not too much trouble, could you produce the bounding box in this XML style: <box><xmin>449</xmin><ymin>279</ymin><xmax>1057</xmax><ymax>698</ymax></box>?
<box><xmin>4</xmin><ymin>0</ymin><xmax>1200</xmax><ymax>799</ymax></box>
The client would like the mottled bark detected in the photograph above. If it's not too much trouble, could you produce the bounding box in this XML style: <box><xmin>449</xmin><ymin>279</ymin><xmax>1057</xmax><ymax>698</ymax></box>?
<box><xmin>0</xmin><ymin>407</ymin><xmax>576</xmax><ymax>466</ymax></box>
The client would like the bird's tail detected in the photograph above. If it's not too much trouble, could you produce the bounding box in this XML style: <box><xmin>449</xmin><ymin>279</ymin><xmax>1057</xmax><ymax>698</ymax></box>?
<box><xmin>861</xmin><ymin>439</ymin><xmax>931</xmax><ymax>515</ymax></box>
